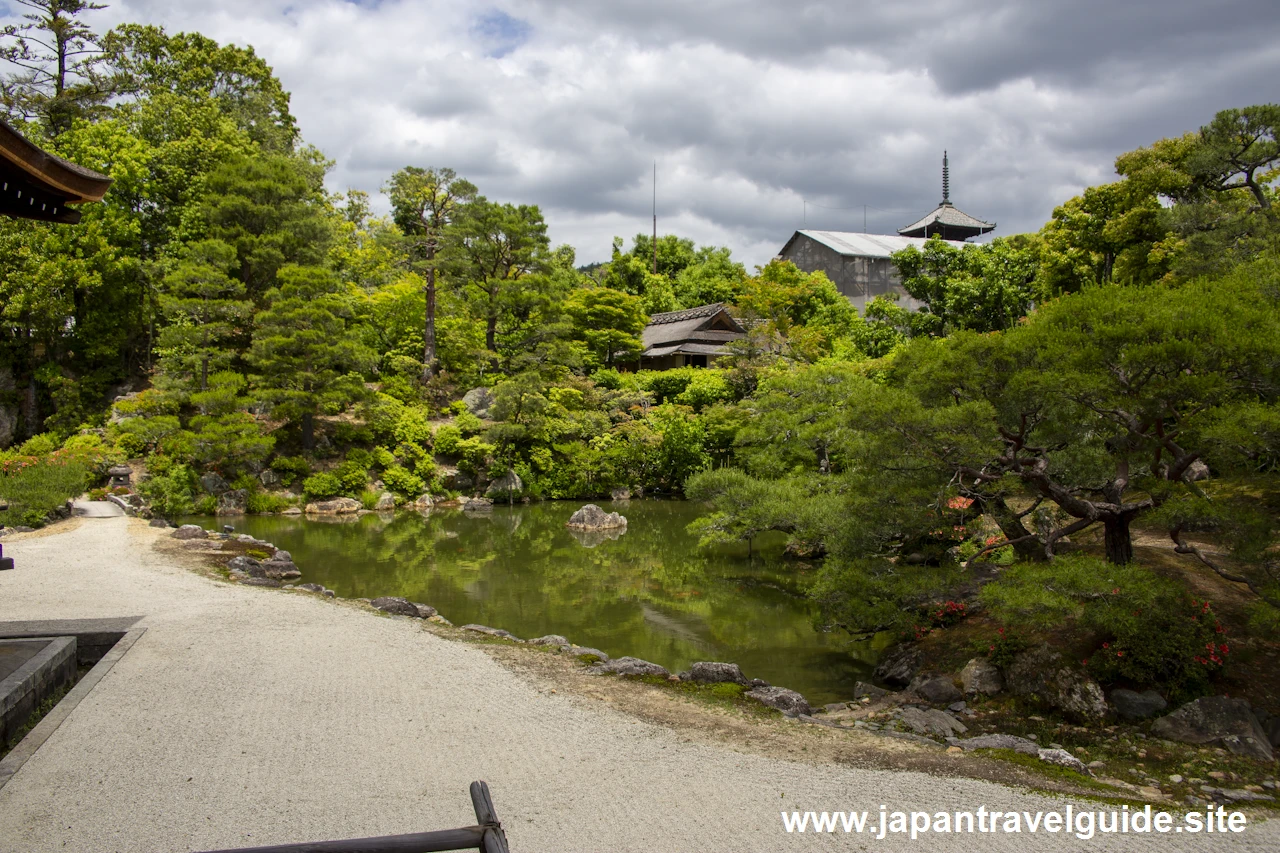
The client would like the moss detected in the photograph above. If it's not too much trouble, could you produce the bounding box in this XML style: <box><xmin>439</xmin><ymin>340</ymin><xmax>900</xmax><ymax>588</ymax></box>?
<box><xmin>576</xmin><ymin>653</ymin><xmax>603</xmax><ymax>664</ymax></box>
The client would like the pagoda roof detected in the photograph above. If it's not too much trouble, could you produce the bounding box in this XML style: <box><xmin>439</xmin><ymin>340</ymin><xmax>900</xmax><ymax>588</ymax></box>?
<box><xmin>0</xmin><ymin>119</ymin><xmax>112</xmax><ymax>224</ymax></box>
<box><xmin>898</xmin><ymin>202</ymin><xmax>994</xmax><ymax>240</ymax></box>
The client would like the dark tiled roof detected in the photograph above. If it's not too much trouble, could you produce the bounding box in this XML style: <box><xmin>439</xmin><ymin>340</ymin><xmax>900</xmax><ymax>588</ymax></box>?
<box><xmin>898</xmin><ymin>203</ymin><xmax>994</xmax><ymax>237</ymax></box>
<box><xmin>646</xmin><ymin>302</ymin><xmax>729</xmax><ymax>325</ymax></box>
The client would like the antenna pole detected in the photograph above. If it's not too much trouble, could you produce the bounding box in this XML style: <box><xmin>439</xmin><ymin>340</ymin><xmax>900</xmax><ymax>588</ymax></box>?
<box><xmin>863</xmin><ymin>204</ymin><xmax>867</xmax><ymax>233</ymax></box>
<box><xmin>652</xmin><ymin>162</ymin><xmax>657</xmax><ymax>274</ymax></box>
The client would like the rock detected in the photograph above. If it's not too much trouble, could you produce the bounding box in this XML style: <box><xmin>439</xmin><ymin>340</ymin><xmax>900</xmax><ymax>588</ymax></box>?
<box><xmin>239</xmin><ymin>577</ymin><xmax>280</xmax><ymax>588</ymax></box>
<box><xmin>744</xmin><ymin>685</ymin><xmax>812</xmax><ymax>717</ymax></box>
<box><xmin>563</xmin><ymin>645</ymin><xmax>610</xmax><ymax>661</ymax></box>
<box><xmin>282</xmin><ymin>507</ymin><xmax>302</xmax><ymax>516</ymax></box>
<box><xmin>1151</xmin><ymin>696</ymin><xmax>1274</xmax><ymax>761</ymax></box>
<box><xmin>216</xmin><ymin>489</ymin><xmax>247</xmax><ymax>515</ymax></box>
<box><xmin>227</xmin><ymin>556</ymin><xmax>261</xmax><ymax>574</ymax></box>
<box><xmin>271</xmin><ymin>550</ymin><xmax>292</xmax><ymax>562</ymax></box>
<box><xmin>591</xmin><ymin>656</ymin><xmax>670</xmax><ymax>679</ymax></box>
<box><xmin>259</xmin><ymin>469</ymin><xmax>282</xmax><ymax>487</ymax></box>
<box><xmin>897</xmin><ymin>707</ymin><xmax>967</xmax><ymax>738</ymax></box>
<box><xmin>459</xmin><ymin>496</ymin><xmax>493</xmax><ymax>513</ymax></box>
<box><xmin>960</xmin><ymin>658</ymin><xmax>1004</xmax><ymax>695</ymax></box>
<box><xmin>528</xmin><ymin>635</ymin><xmax>569</xmax><ymax>646</ymax></box>
<box><xmin>149</xmin><ymin>518</ymin><xmax>170</xmax><ymax>528</ymax></box>
<box><xmin>412</xmin><ymin>494</ymin><xmax>434</xmax><ymax>510</ymax></box>
<box><xmin>1200</xmin><ymin>787</ymin><xmax>1274</xmax><ymax>803</ymax></box>
<box><xmin>824</xmin><ymin>702</ymin><xmax>851</xmax><ymax>713</ymax></box>
<box><xmin>370</xmin><ymin>596</ymin><xmax>423</xmax><ymax>618</ymax></box>
<box><xmin>294</xmin><ymin>583</ymin><xmax>328</xmax><ymax>594</ymax></box>
<box><xmin>1005</xmin><ymin>645</ymin><xmax>1109</xmax><ymax>720</ymax></box>
<box><xmin>171</xmin><ymin>524</ymin><xmax>208</xmax><ymax>540</ymax></box>
<box><xmin>374</xmin><ymin>492</ymin><xmax>396</xmax><ymax>511</ymax></box>
<box><xmin>200</xmin><ymin>472</ymin><xmax>230</xmax><ymax>495</ymax></box>
<box><xmin>686</xmin><ymin>662</ymin><xmax>748</xmax><ymax>685</ymax></box>
<box><xmin>262</xmin><ymin>560</ymin><xmax>301</xmax><ymax>580</ymax></box>
<box><xmin>1183</xmin><ymin>460</ymin><xmax>1211</xmax><ymax>482</ymax></box>
<box><xmin>565</xmin><ymin>504</ymin><xmax>627</xmax><ymax>530</ymax></box>
<box><xmin>1264</xmin><ymin>717</ymin><xmax>1280</xmax><ymax>749</ymax></box>
<box><xmin>1038</xmin><ymin>748</ymin><xmax>1090</xmax><ymax>774</ymax></box>
<box><xmin>1169</xmin><ymin>774</ymin><xmax>1184</xmax><ymax>784</ymax></box>
<box><xmin>610</xmin><ymin>488</ymin><xmax>632</xmax><ymax>501</ymax></box>
<box><xmin>485</xmin><ymin>470</ymin><xmax>523</xmax><ymax>500</ymax></box>
<box><xmin>1111</xmin><ymin>688</ymin><xmax>1169</xmax><ymax>721</ymax></box>
<box><xmin>874</xmin><ymin>645</ymin><xmax>922</xmax><ymax>687</ymax></box>
<box><xmin>304</xmin><ymin>497</ymin><xmax>362</xmax><ymax>515</ymax></box>
<box><xmin>461</xmin><ymin>624</ymin><xmax>518</xmax><ymax>640</ymax></box>
<box><xmin>853</xmin><ymin>681</ymin><xmax>888</xmax><ymax>700</ymax></box>
<box><xmin>908</xmin><ymin>675</ymin><xmax>963</xmax><ymax>705</ymax></box>
<box><xmin>414</xmin><ymin>603</ymin><xmax>437</xmax><ymax>618</ymax></box>
<box><xmin>956</xmin><ymin>734</ymin><xmax>1041</xmax><ymax>756</ymax></box>
<box><xmin>443</xmin><ymin>470</ymin><xmax>473</xmax><ymax>492</ymax></box>
<box><xmin>462</xmin><ymin>387</ymin><xmax>496</xmax><ymax>419</ymax></box>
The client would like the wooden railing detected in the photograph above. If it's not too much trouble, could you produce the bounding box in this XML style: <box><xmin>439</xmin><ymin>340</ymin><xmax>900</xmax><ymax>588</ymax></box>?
<box><xmin>192</xmin><ymin>781</ymin><xmax>510</xmax><ymax>853</ymax></box>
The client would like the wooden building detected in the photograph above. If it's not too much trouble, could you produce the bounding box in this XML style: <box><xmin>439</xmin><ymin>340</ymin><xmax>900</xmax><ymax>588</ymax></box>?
<box><xmin>638</xmin><ymin>303</ymin><xmax>744</xmax><ymax>370</ymax></box>
<box><xmin>0</xmin><ymin>119</ymin><xmax>111</xmax><ymax>224</ymax></box>
<box><xmin>777</xmin><ymin>152</ymin><xmax>992</xmax><ymax>311</ymax></box>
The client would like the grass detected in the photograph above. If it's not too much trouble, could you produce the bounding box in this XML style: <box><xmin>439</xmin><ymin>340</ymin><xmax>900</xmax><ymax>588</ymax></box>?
<box><xmin>0</xmin><ymin>678</ymin><xmax>77</xmax><ymax>761</ymax></box>
<box><xmin>0</xmin><ymin>458</ymin><xmax>91</xmax><ymax>528</ymax></box>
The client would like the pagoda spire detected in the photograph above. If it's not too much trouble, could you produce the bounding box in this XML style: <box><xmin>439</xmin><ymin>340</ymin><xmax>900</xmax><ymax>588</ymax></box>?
<box><xmin>942</xmin><ymin>150</ymin><xmax>950</xmax><ymax>205</ymax></box>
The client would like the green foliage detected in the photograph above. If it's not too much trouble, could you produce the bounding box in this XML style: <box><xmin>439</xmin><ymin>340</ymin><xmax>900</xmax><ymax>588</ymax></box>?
<box><xmin>301</xmin><ymin>472</ymin><xmax>342</xmax><ymax>500</ymax></box>
<box><xmin>453</xmin><ymin>411</ymin><xmax>484</xmax><ymax>435</ymax></box>
<box><xmin>564</xmin><ymin>286</ymin><xmax>647</xmax><ymax>368</ymax></box>
<box><xmin>331</xmin><ymin>459</ymin><xmax>369</xmax><ymax>496</ymax></box>
<box><xmin>392</xmin><ymin>406</ymin><xmax>433</xmax><ymax>447</ymax></box>
<box><xmin>269</xmin><ymin>455</ymin><xmax>310</xmax><ymax>487</ymax></box>
<box><xmin>137</xmin><ymin>462</ymin><xmax>198</xmax><ymax>518</ymax></box>
<box><xmin>433</xmin><ymin>425</ymin><xmax>462</xmax><ymax>457</ymax></box>
<box><xmin>890</xmin><ymin>235</ymin><xmax>1040</xmax><ymax>335</ymax></box>
<box><xmin>0</xmin><ymin>454</ymin><xmax>93</xmax><ymax>527</ymax></box>
<box><xmin>381</xmin><ymin>464</ymin><xmax>424</xmax><ymax>498</ymax></box>
<box><xmin>246</xmin><ymin>491</ymin><xmax>293</xmax><ymax>513</ymax></box>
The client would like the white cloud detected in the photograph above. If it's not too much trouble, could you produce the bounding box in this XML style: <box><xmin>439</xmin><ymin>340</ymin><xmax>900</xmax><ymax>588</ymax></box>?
<box><xmin>7</xmin><ymin>0</ymin><xmax>1278</xmax><ymax>266</ymax></box>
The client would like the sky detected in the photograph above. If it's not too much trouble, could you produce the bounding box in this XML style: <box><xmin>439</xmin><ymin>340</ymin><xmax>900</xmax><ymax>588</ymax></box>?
<box><xmin>8</xmin><ymin>0</ymin><xmax>1279</xmax><ymax>267</ymax></box>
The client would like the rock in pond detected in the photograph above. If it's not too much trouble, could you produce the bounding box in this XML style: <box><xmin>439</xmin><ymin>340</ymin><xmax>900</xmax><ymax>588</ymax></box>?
<box><xmin>1151</xmin><ymin>696</ymin><xmax>1274</xmax><ymax>761</ymax></box>
<box><xmin>562</xmin><ymin>645</ymin><xmax>609</xmax><ymax>662</ymax></box>
<box><xmin>565</xmin><ymin>504</ymin><xmax>627</xmax><ymax>530</ymax></box>
<box><xmin>148</xmin><ymin>518</ymin><xmax>172</xmax><ymax>529</ymax></box>
<box><xmin>239</xmin><ymin>577</ymin><xmax>281</xmax><ymax>588</ymax></box>
<box><xmin>687</xmin><ymin>661</ymin><xmax>749</xmax><ymax>686</ymax></box>
<box><xmin>226</xmin><ymin>556</ymin><xmax>261</xmax><ymax>574</ymax></box>
<box><xmin>413</xmin><ymin>494</ymin><xmax>434</xmax><ymax>510</ymax></box>
<box><xmin>171</xmin><ymin>524</ymin><xmax>208</xmax><ymax>540</ymax></box>
<box><xmin>853</xmin><ymin>681</ymin><xmax>888</xmax><ymax>700</ymax></box>
<box><xmin>374</xmin><ymin>492</ymin><xmax>396</xmax><ymax>511</ymax></box>
<box><xmin>610</xmin><ymin>487</ymin><xmax>632</xmax><ymax>501</ymax></box>
<box><xmin>874</xmin><ymin>645</ymin><xmax>922</xmax><ymax>687</ymax></box>
<box><xmin>590</xmin><ymin>656</ymin><xmax>669</xmax><ymax>678</ymax></box>
<box><xmin>461</xmin><ymin>623</ymin><xmax>519</xmax><ymax>640</ymax></box>
<box><xmin>485</xmin><ymin>469</ymin><xmax>523</xmax><ymax>500</ymax></box>
<box><xmin>216</xmin><ymin>489</ymin><xmax>247</xmax><ymax>515</ymax></box>
<box><xmin>960</xmin><ymin>658</ymin><xmax>1004</xmax><ymax>695</ymax></box>
<box><xmin>745</xmin><ymin>685</ymin><xmax>812</xmax><ymax>717</ymax></box>
<box><xmin>528</xmin><ymin>635</ymin><xmax>570</xmax><ymax>647</ymax></box>
<box><xmin>294</xmin><ymin>583</ymin><xmax>334</xmax><ymax>596</ymax></box>
<box><xmin>370</xmin><ymin>596</ymin><xmax>424</xmax><ymax>618</ymax></box>
<box><xmin>1110</xmin><ymin>688</ymin><xmax>1168</xmax><ymax>721</ymax></box>
<box><xmin>282</xmin><ymin>507</ymin><xmax>302</xmax><ymax>516</ymax></box>
<box><xmin>459</xmin><ymin>497</ymin><xmax>493</xmax><ymax>513</ymax></box>
<box><xmin>305</xmin><ymin>497</ymin><xmax>362</xmax><ymax>515</ymax></box>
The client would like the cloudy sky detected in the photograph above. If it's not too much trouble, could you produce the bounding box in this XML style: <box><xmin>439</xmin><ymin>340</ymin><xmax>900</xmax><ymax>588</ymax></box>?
<box><xmin>12</xmin><ymin>0</ymin><xmax>1280</xmax><ymax>266</ymax></box>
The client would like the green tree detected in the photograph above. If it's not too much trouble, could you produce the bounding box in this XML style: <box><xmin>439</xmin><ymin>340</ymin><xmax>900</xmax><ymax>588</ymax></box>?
<box><xmin>156</xmin><ymin>239</ymin><xmax>249</xmax><ymax>391</ymax></box>
<box><xmin>564</xmin><ymin>286</ymin><xmax>647</xmax><ymax>369</ymax></box>
<box><xmin>890</xmin><ymin>234</ymin><xmax>1040</xmax><ymax>334</ymax></box>
<box><xmin>384</xmin><ymin>166</ymin><xmax>477</xmax><ymax>379</ymax></box>
<box><xmin>0</xmin><ymin>0</ymin><xmax>113</xmax><ymax>136</ymax></box>
<box><xmin>247</xmin><ymin>265</ymin><xmax>376</xmax><ymax>448</ymax></box>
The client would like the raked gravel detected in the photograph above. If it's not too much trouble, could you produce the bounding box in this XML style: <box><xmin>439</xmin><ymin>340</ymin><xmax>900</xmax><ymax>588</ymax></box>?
<box><xmin>0</xmin><ymin>517</ymin><xmax>1275</xmax><ymax>852</ymax></box>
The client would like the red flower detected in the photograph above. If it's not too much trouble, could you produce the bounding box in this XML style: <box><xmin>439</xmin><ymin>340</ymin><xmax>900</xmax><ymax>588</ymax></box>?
<box><xmin>1116</xmin><ymin>651</ymin><xmax>1124</xmax><ymax>657</ymax></box>
<box><xmin>1102</xmin><ymin>642</ymin><xmax>1110</xmax><ymax>649</ymax></box>
<box><xmin>1111</xmin><ymin>588</ymin><xmax>1120</xmax><ymax>594</ymax></box>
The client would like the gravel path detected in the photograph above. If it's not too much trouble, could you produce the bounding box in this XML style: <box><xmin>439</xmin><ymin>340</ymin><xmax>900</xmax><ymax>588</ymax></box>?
<box><xmin>0</xmin><ymin>518</ymin><xmax>1275</xmax><ymax>852</ymax></box>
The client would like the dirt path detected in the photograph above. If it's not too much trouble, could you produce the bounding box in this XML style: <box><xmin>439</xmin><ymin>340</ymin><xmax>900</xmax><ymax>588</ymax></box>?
<box><xmin>0</xmin><ymin>518</ymin><xmax>1275</xmax><ymax>852</ymax></box>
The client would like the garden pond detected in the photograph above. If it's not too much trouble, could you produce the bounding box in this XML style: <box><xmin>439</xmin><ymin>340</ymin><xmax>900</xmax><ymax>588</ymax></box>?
<box><xmin>184</xmin><ymin>499</ymin><xmax>885</xmax><ymax>704</ymax></box>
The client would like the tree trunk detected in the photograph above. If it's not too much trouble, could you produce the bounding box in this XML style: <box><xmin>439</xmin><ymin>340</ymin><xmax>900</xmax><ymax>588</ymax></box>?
<box><xmin>301</xmin><ymin>411</ymin><xmax>315</xmax><ymax>450</ymax></box>
<box><xmin>486</xmin><ymin>315</ymin><xmax>497</xmax><ymax>353</ymax></box>
<box><xmin>986</xmin><ymin>497</ymin><xmax>1048</xmax><ymax>562</ymax></box>
<box><xmin>1103</xmin><ymin>514</ymin><xmax>1133</xmax><ymax>564</ymax></box>
<box><xmin>422</xmin><ymin>264</ymin><xmax>437</xmax><ymax>381</ymax></box>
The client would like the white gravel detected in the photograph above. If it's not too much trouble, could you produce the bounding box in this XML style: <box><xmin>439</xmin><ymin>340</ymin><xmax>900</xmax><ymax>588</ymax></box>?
<box><xmin>0</xmin><ymin>517</ymin><xmax>1275</xmax><ymax>852</ymax></box>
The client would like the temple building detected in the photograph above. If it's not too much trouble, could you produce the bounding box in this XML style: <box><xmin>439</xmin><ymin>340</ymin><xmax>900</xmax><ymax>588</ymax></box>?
<box><xmin>0</xmin><ymin>118</ymin><xmax>111</xmax><ymax>224</ymax></box>
<box><xmin>638</xmin><ymin>303</ymin><xmax>745</xmax><ymax>370</ymax></box>
<box><xmin>776</xmin><ymin>152</ymin><xmax>994</xmax><ymax>312</ymax></box>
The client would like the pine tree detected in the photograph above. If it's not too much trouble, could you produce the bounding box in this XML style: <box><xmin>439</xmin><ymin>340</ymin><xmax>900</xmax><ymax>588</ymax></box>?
<box><xmin>156</xmin><ymin>239</ymin><xmax>250</xmax><ymax>392</ymax></box>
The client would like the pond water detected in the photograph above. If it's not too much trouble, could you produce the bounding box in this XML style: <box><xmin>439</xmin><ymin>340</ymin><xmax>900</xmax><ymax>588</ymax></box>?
<box><xmin>185</xmin><ymin>500</ymin><xmax>883</xmax><ymax>704</ymax></box>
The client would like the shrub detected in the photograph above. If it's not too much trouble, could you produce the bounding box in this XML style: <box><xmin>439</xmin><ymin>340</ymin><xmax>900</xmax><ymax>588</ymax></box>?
<box><xmin>637</xmin><ymin>368</ymin><xmax>697</xmax><ymax>404</ymax></box>
<box><xmin>0</xmin><ymin>456</ymin><xmax>93</xmax><ymax>527</ymax></box>
<box><xmin>302</xmin><ymin>472</ymin><xmax>343</xmax><ymax>500</ymax></box>
<box><xmin>246</xmin><ymin>492</ymin><xmax>294</xmax><ymax>513</ymax></box>
<box><xmin>673</xmin><ymin>370</ymin><xmax>734</xmax><ymax>412</ymax></box>
<box><xmin>454</xmin><ymin>411</ymin><xmax>484</xmax><ymax>435</ymax></box>
<box><xmin>433</xmin><ymin>425</ymin><xmax>462</xmax><ymax>457</ymax></box>
<box><xmin>193</xmin><ymin>494</ymin><xmax>217</xmax><ymax>514</ymax></box>
<box><xmin>454</xmin><ymin>437</ymin><xmax>494</xmax><ymax>477</ymax></box>
<box><xmin>591</xmin><ymin>368</ymin><xmax>624</xmax><ymax>390</ymax></box>
<box><xmin>371</xmin><ymin>446</ymin><xmax>396</xmax><ymax>470</ymax></box>
<box><xmin>358</xmin><ymin>489</ymin><xmax>383</xmax><ymax>510</ymax></box>
<box><xmin>393</xmin><ymin>405</ymin><xmax>434</xmax><ymax>447</ymax></box>
<box><xmin>332</xmin><ymin>459</ymin><xmax>369</xmax><ymax>495</ymax></box>
<box><xmin>270</xmin><ymin>455</ymin><xmax>310</xmax><ymax>487</ymax></box>
<box><xmin>138</xmin><ymin>463</ymin><xmax>198</xmax><ymax>518</ymax></box>
<box><xmin>382</xmin><ymin>465</ymin><xmax>424</xmax><ymax>498</ymax></box>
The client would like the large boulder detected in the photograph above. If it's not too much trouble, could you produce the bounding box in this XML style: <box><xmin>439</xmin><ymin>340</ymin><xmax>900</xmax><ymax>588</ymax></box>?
<box><xmin>527</xmin><ymin>634</ymin><xmax>569</xmax><ymax>647</ymax></box>
<box><xmin>1151</xmin><ymin>696</ymin><xmax>1274</xmax><ymax>761</ymax></box>
<box><xmin>485</xmin><ymin>469</ymin><xmax>524</xmax><ymax>500</ymax></box>
<box><xmin>171</xmin><ymin>524</ymin><xmax>208</xmax><ymax>540</ymax></box>
<box><xmin>853</xmin><ymin>681</ymin><xmax>888</xmax><ymax>700</ymax></box>
<box><xmin>590</xmin><ymin>656</ymin><xmax>670</xmax><ymax>679</ymax></box>
<box><xmin>226</xmin><ymin>556</ymin><xmax>261</xmax><ymax>574</ymax></box>
<box><xmin>216</xmin><ymin>489</ymin><xmax>247</xmax><ymax>515</ymax></box>
<box><xmin>259</xmin><ymin>469</ymin><xmax>282</xmax><ymax>487</ymax></box>
<box><xmin>897</xmin><ymin>707</ymin><xmax>967</xmax><ymax>738</ymax></box>
<box><xmin>565</xmin><ymin>504</ymin><xmax>627</xmax><ymax>530</ymax></box>
<box><xmin>687</xmin><ymin>662</ymin><xmax>749</xmax><ymax>686</ymax></box>
<box><xmin>370</xmin><ymin>596</ymin><xmax>423</xmax><ymax>618</ymax></box>
<box><xmin>960</xmin><ymin>658</ymin><xmax>1004</xmax><ymax>695</ymax></box>
<box><xmin>874</xmin><ymin>645</ymin><xmax>922</xmax><ymax>687</ymax></box>
<box><xmin>460</xmin><ymin>496</ymin><xmax>493</xmax><ymax>513</ymax></box>
<box><xmin>461</xmin><ymin>624</ymin><xmax>519</xmax><ymax>640</ymax></box>
<box><xmin>262</xmin><ymin>559</ymin><xmax>301</xmax><ymax>580</ymax></box>
<box><xmin>1110</xmin><ymin>688</ymin><xmax>1168</xmax><ymax>721</ymax></box>
<box><xmin>1005</xmin><ymin>645</ymin><xmax>1109</xmax><ymax>720</ymax></box>
<box><xmin>908</xmin><ymin>674</ymin><xmax>963</xmax><ymax>706</ymax></box>
<box><xmin>304</xmin><ymin>497</ymin><xmax>362</xmax><ymax>515</ymax></box>
<box><xmin>745</xmin><ymin>685</ymin><xmax>812</xmax><ymax>717</ymax></box>
<box><xmin>412</xmin><ymin>494</ymin><xmax>434</xmax><ymax>510</ymax></box>
<box><xmin>462</xmin><ymin>387</ymin><xmax>496</xmax><ymax>419</ymax></box>
<box><xmin>374</xmin><ymin>492</ymin><xmax>396</xmax><ymax>511</ymax></box>
<box><xmin>200</xmin><ymin>472</ymin><xmax>230</xmax><ymax>495</ymax></box>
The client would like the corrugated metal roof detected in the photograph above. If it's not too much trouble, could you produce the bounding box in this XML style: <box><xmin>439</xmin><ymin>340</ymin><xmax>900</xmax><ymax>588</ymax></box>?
<box><xmin>790</xmin><ymin>230</ymin><xmax>967</xmax><ymax>258</ymax></box>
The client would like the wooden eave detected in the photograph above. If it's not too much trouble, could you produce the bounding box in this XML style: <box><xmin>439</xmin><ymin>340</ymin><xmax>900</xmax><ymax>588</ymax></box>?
<box><xmin>0</xmin><ymin>119</ymin><xmax>112</xmax><ymax>224</ymax></box>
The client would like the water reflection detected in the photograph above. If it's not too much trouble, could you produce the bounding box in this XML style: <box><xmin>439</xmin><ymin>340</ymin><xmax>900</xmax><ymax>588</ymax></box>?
<box><xmin>186</xmin><ymin>500</ymin><xmax>884</xmax><ymax>704</ymax></box>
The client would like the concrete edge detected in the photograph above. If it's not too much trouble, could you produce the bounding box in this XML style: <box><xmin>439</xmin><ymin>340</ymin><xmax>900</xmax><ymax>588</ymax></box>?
<box><xmin>0</xmin><ymin>636</ymin><xmax>76</xmax><ymax>719</ymax></box>
<box><xmin>0</xmin><ymin>626</ymin><xmax>146</xmax><ymax>792</ymax></box>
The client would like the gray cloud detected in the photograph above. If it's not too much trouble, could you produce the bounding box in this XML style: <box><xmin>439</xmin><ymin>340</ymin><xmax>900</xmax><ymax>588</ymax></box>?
<box><xmin>5</xmin><ymin>0</ymin><xmax>1276</xmax><ymax>267</ymax></box>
